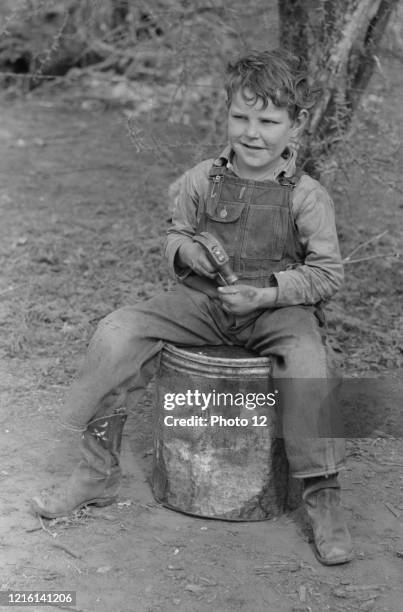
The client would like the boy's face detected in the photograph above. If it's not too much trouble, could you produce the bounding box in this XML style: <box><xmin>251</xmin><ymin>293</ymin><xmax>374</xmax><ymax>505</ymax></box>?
<box><xmin>227</xmin><ymin>88</ymin><xmax>306</xmax><ymax>179</ymax></box>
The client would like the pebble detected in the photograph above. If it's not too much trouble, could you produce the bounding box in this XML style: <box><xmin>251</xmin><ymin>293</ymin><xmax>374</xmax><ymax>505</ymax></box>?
<box><xmin>360</xmin><ymin>600</ymin><xmax>376</xmax><ymax>611</ymax></box>
<box><xmin>96</xmin><ymin>565</ymin><xmax>112</xmax><ymax>574</ymax></box>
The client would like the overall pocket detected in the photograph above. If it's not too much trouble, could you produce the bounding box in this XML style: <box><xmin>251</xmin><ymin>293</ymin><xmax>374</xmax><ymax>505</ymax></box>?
<box><xmin>205</xmin><ymin>201</ymin><xmax>245</xmax><ymax>257</ymax></box>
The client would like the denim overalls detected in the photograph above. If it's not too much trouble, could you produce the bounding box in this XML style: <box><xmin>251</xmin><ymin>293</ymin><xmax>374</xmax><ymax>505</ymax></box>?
<box><xmin>199</xmin><ymin>158</ymin><xmax>303</xmax><ymax>286</ymax></box>
<box><xmin>62</xmin><ymin>160</ymin><xmax>345</xmax><ymax>478</ymax></box>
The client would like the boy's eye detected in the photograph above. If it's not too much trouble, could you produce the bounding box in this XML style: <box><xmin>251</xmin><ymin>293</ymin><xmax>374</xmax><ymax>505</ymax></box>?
<box><xmin>230</xmin><ymin>114</ymin><xmax>279</xmax><ymax>124</ymax></box>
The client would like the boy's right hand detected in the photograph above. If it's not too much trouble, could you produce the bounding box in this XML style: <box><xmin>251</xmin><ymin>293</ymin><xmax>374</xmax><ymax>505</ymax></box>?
<box><xmin>178</xmin><ymin>242</ymin><xmax>217</xmax><ymax>279</ymax></box>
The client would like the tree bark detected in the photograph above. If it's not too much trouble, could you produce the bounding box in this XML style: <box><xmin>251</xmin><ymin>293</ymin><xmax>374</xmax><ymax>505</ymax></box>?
<box><xmin>278</xmin><ymin>0</ymin><xmax>399</xmax><ymax>176</ymax></box>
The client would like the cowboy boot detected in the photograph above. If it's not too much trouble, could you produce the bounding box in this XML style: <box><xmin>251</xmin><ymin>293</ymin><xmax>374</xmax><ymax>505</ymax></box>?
<box><xmin>303</xmin><ymin>474</ymin><xmax>353</xmax><ymax>566</ymax></box>
<box><xmin>31</xmin><ymin>408</ymin><xmax>128</xmax><ymax>519</ymax></box>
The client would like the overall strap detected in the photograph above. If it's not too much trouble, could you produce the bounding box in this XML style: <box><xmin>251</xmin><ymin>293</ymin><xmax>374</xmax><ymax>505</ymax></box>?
<box><xmin>278</xmin><ymin>167</ymin><xmax>305</xmax><ymax>227</ymax></box>
<box><xmin>206</xmin><ymin>158</ymin><xmax>227</xmax><ymax>205</ymax></box>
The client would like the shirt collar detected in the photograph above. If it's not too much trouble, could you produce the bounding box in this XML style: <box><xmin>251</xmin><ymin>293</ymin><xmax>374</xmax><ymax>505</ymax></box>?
<box><xmin>215</xmin><ymin>144</ymin><xmax>297</xmax><ymax>181</ymax></box>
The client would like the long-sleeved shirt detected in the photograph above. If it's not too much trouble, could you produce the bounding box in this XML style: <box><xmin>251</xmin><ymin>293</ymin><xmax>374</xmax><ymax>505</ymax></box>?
<box><xmin>165</xmin><ymin>146</ymin><xmax>344</xmax><ymax>306</ymax></box>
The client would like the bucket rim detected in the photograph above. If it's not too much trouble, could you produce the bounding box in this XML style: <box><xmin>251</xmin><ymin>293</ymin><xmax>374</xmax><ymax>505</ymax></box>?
<box><xmin>162</xmin><ymin>343</ymin><xmax>272</xmax><ymax>368</ymax></box>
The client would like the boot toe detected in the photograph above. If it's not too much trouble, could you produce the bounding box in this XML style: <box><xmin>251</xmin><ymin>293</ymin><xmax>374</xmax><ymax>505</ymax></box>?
<box><xmin>30</xmin><ymin>488</ymin><xmax>117</xmax><ymax>519</ymax></box>
<box><xmin>30</xmin><ymin>493</ymin><xmax>71</xmax><ymax>519</ymax></box>
<box><xmin>313</xmin><ymin>542</ymin><xmax>354</xmax><ymax>566</ymax></box>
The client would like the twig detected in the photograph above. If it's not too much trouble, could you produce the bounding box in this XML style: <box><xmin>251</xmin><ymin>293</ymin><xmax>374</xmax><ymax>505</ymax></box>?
<box><xmin>38</xmin><ymin>515</ymin><xmax>57</xmax><ymax>537</ymax></box>
<box><xmin>343</xmin><ymin>230</ymin><xmax>388</xmax><ymax>262</ymax></box>
<box><xmin>0</xmin><ymin>284</ymin><xmax>25</xmax><ymax>297</ymax></box>
<box><xmin>255</xmin><ymin>564</ymin><xmax>289</xmax><ymax>568</ymax></box>
<box><xmin>342</xmin><ymin>584</ymin><xmax>383</xmax><ymax>591</ymax></box>
<box><xmin>31</xmin><ymin>9</ymin><xmax>70</xmax><ymax>83</ymax></box>
<box><xmin>68</xmin><ymin>562</ymin><xmax>82</xmax><ymax>575</ymax></box>
<box><xmin>25</xmin><ymin>526</ymin><xmax>42</xmax><ymax>533</ymax></box>
<box><xmin>343</xmin><ymin>252</ymin><xmax>398</xmax><ymax>265</ymax></box>
<box><xmin>89</xmin><ymin>38</ymin><xmax>137</xmax><ymax>62</ymax></box>
<box><xmin>373</xmin><ymin>54</ymin><xmax>386</xmax><ymax>78</ymax></box>
<box><xmin>51</xmin><ymin>542</ymin><xmax>82</xmax><ymax>559</ymax></box>
<box><xmin>384</xmin><ymin>502</ymin><xmax>400</xmax><ymax>518</ymax></box>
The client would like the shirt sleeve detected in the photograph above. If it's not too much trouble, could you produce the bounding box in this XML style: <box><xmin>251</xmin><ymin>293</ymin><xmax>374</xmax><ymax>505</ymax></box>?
<box><xmin>164</xmin><ymin>159</ymin><xmax>212</xmax><ymax>279</ymax></box>
<box><xmin>273</xmin><ymin>175</ymin><xmax>344</xmax><ymax>306</ymax></box>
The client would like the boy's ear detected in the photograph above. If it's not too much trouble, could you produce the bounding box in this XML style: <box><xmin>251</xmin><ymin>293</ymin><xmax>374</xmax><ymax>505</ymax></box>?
<box><xmin>291</xmin><ymin>109</ymin><xmax>309</xmax><ymax>137</ymax></box>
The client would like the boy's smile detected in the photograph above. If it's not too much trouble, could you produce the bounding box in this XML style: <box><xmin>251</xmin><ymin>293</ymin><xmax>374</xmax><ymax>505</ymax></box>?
<box><xmin>227</xmin><ymin>89</ymin><xmax>305</xmax><ymax>179</ymax></box>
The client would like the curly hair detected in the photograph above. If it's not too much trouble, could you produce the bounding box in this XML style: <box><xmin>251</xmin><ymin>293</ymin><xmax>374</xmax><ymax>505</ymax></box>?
<box><xmin>225</xmin><ymin>49</ymin><xmax>321</xmax><ymax>120</ymax></box>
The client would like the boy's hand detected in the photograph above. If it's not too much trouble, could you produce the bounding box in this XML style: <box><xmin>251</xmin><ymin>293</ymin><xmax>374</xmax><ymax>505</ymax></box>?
<box><xmin>217</xmin><ymin>285</ymin><xmax>263</xmax><ymax>315</ymax></box>
<box><xmin>217</xmin><ymin>284</ymin><xmax>278</xmax><ymax>315</ymax></box>
<box><xmin>178</xmin><ymin>242</ymin><xmax>217</xmax><ymax>278</ymax></box>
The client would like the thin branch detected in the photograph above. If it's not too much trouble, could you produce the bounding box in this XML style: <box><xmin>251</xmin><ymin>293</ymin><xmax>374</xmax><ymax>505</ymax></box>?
<box><xmin>38</xmin><ymin>514</ymin><xmax>57</xmax><ymax>537</ymax></box>
<box><xmin>343</xmin><ymin>230</ymin><xmax>388</xmax><ymax>261</ymax></box>
<box><xmin>343</xmin><ymin>252</ymin><xmax>398</xmax><ymax>265</ymax></box>
<box><xmin>0</xmin><ymin>284</ymin><xmax>25</xmax><ymax>297</ymax></box>
<box><xmin>51</xmin><ymin>542</ymin><xmax>82</xmax><ymax>559</ymax></box>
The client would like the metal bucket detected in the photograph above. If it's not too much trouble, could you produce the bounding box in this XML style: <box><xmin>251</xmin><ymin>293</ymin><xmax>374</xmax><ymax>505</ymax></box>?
<box><xmin>152</xmin><ymin>344</ymin><xmax>292</xmax><ymax>521</ymax></box>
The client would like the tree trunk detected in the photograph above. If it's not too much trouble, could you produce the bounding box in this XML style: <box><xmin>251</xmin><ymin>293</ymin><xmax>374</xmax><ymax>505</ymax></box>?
<box><xmin>278</xmin><ymin>0</ymin><xmax>399</xmax><ymax>177</ymax></box>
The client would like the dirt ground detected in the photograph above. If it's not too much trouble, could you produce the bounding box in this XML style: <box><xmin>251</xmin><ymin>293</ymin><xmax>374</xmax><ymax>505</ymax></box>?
<box><xmin>0</xmin><ymin>54</ymin><xmax>402</xmax><ymax>612</ymax></box>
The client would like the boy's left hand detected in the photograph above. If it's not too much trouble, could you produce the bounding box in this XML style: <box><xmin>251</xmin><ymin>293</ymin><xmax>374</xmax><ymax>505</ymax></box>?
<box><xmin>217</xmin><ymin>284</ymin><xmax>264</xmax><ymax>315</ymax></box>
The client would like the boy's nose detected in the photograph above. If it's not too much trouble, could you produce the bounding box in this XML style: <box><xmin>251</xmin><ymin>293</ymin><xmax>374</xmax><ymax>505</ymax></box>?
<box><xmin>245</xmin><ymin>121</ymin><xmax>259</xmax><ymax>139</ymax></box>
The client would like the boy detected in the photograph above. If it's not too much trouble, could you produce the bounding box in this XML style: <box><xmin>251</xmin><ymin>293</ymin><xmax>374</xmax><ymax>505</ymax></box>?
<box><xmin>32</xmin><ymin>49</ymin><xmax>353</xmax><ymax>566</ymax></box>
